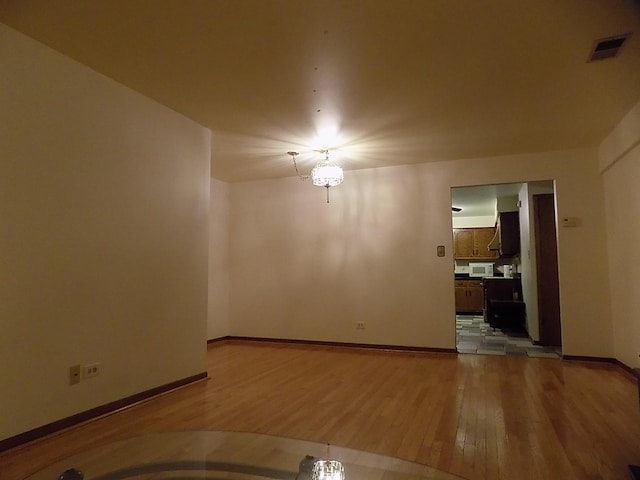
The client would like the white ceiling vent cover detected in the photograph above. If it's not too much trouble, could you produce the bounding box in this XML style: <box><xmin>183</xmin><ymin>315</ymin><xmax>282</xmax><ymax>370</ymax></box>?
<box><xmin>588</xmin><ymin>34</ymin><xmax>631</xmax><ymax>61</ymax></box>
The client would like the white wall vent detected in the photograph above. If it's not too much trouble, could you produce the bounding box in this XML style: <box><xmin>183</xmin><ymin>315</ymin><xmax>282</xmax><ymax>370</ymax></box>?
<box><xmin>588</xmin><ymin>34</ymin><xmax>631</xmax><ymax>62</ymax></box>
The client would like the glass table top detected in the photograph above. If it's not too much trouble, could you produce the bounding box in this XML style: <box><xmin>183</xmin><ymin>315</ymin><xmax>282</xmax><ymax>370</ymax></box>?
<box><xmin>25</xmin><ymin>431</ymin><xmax>467</xmax><ymax>480</ymax></box>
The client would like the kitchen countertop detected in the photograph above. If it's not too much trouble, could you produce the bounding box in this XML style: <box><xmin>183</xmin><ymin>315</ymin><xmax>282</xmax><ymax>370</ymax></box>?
<box><xmin>454</xmin><ymin>274</ymin><xmax>520</xmax><ymax>280</ymax></box>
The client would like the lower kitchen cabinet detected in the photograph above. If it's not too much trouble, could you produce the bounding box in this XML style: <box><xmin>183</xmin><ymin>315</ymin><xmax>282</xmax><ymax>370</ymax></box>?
<box><xmin>455</xmin><ymin>279</ymin><xmax>484</xmax><ymax>313</ymax></box>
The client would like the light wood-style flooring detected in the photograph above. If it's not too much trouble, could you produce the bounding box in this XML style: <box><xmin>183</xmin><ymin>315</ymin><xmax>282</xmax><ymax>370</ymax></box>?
<box><xmin>1</xmin><ymin>341</ymin><xmax>640</xmax><ymax>480</ymax></box>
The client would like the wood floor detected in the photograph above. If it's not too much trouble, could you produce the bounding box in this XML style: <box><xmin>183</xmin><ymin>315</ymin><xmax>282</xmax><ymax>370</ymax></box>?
<box><xmin>1</xmin><ymin>341</ymin><xmax>640</xmax><ymax>480</ymax></box>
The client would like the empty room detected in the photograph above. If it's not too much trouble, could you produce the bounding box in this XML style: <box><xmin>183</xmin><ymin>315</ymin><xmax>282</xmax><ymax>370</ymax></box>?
<box><xmin>1</xmin><ymin>2</ymin><xmax>640</xmax><ymax>480</ymax></box>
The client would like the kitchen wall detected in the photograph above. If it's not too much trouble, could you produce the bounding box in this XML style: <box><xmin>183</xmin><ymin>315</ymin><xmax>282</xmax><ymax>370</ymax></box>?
<box><xmin>0</xmin><ymin>25</ymin><xmax>211</xmax><ymax>442</ymax></box>
<box><xmin>600</xmin><ymin>99</ymin><xmax>640</xmax><ymax>368</ymax></box>
<box><xmin>497</xmin><ymin>195</ymin><xmax>519</xmax><ymax>213</ymax></box>
<box><xmin>228</xmin><ymin>148</ymin><xmax>612</xmax><ymax>357</ymax></box>
<box><xmin>452</xmin><ymin>216</ymin><xmax>495</xmax><ymax>228</ymax></box>
<box><xmin>452</xmin><ymin>189</ymin><xmax>520</xmax><ymax>276</ymax></box>
<box><xmin>518</xmin><ymin>184</ymin><xmax>536</xmax><ymax>339</ymax></box>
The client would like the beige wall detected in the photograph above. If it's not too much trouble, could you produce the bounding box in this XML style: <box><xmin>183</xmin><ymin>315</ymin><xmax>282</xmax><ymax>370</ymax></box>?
<box><xmin>600</xmin><ymin>100</ymin><xmax>640</xmax><ymax>368</ymax></box>
<box><xmin>208</xmin><ymin>178</ymin><xmax>230</xmax><ymax>339</ymax></box>
<box><xmin>0</xmin><ymin>25</ymin><xmax>211</xmax><ymax>441</ymax></box>
<box><xmin>229</xmin><ymin>148</ymin><xmax>612</xmax><ymax>356</ymax></box>
<box><xmin>229</xmin><ymin>165</ymin><xmax>455</xmax><ymax>348</ymax></box>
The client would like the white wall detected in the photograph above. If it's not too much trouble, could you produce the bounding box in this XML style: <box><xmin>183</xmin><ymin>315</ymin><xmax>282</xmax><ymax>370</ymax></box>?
<box><xmin>518</xmin><ymin>183</ymin><xmax>537</xmax><ymax>339</ymax></box>
<box><xmin>497</xmin><ymin>195</ymin><xmax>518</xmax><ymax>213</ymax></box>
<box><xmin>600</xmin><ymin>100</ymin><xmax>640</xmax><ymax>368</ymax></box>
<box><xmin>208</xmin><ymin>178</ymin><xmax>230</xmax><ymax>339</ymax></box>
<box><xmin>0</xmin><ymin>25</ymin><xmax>211</xmax><ymax>441</ymax></box>
<box><xmin>230</xmin><ymin>165</ymin><xmax>456</xmax><ymax>348</ymax></box>
<box><xmin>229</xmin><ymin>148</ymin><xmax>612</xmax><ymax>356</ymax></box>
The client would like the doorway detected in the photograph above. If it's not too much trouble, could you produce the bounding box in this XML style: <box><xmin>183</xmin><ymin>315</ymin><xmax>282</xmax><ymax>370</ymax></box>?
<box><xmin>452</xmin><ymin>181</ymin><xmax>562</xmax><ymax>357</ymax></box>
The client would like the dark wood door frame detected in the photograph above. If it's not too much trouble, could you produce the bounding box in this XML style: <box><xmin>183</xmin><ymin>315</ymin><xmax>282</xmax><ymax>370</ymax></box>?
<box><xmin>533</xmin><ymin>194</ymin><xmax>562</xmax><ymax>347</ymax></box>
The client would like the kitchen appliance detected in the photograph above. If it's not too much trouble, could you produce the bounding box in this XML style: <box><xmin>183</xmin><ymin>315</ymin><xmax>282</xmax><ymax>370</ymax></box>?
<box><xmin>469</xmin><ymin>262</ymin><xmax>494</xmax><ymax>277</ymax></box>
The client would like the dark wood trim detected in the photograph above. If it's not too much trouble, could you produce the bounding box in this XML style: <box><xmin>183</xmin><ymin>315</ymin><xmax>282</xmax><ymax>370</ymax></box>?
<box><xmin>563</xmin><ymin>355</ymin><xmax>640</xmax><ymax>380</ymax></box>
<box><xmin>533</xmin><ymin>193</ymin><xmax>562</xmax><ymax>348</ymax></box>
<box><xmin>209</xmin><ymin>335</ymin><xmax>458</xmax><ymax>355</ymax></box>
<box><xmin>614</xmin><ymin>360</ymin><xmax>640</xmax><ymax>380</ymax></box>
<box><xmin>210</xmin><ymin>342</ymin><xmax>636</xmax><ymax>376</ymax></box>
<box><xmin>0</xmin><ymin>372</ymin><xmax>208</xmax><ymax>454</ymax></box>
<box><xmin>562</xmin><ymin>354</ymin><xmax>618</xmax><ymax>364</ymax></box>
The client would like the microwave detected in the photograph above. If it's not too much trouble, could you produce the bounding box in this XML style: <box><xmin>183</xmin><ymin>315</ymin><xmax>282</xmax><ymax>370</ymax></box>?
<box><xmin>469</xmin><ymin>262</ymin><xmax>494</xmax><ymax>278</ymax></box>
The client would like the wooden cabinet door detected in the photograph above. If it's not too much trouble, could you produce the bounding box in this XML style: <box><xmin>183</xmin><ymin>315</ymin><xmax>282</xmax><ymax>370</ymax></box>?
<box><xmin>467</xmin><ymin>282</ymin><xmax>484</xmax><ymax>312</ymax></box>
<box><xmin>455</xmin><ymin>280</ymin><xmax>484</xmax><ymax>313</ymax></box>
<box><xmin>455</xmin><ymin>285</ymin><xmax>468</xmax><ymax>312</ymax></box>
<box><xmin>453</xmin><ymin>230</ymin><xmax>474</xmax><ymax>258</ymax></box>
<box><xmin>454</xmin><ymin>228</ymin><xmax>498</xmax><ymax>259</ymax></box>
<box><xmin>497</xmin><ymin>211</ymin><xmax>520</xmax><ymax>256</ymax></box>
<box><xmin>475</xmin><ymin>228</ymin><xmax>499</xmax><ymax>258</ymax></box>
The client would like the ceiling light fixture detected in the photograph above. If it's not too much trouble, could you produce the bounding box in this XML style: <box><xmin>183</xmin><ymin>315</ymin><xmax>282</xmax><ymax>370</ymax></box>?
<box><xmin>288</xmin><ymin>150</ymin><xmax>344</xmax><ymax>203</ymax></box>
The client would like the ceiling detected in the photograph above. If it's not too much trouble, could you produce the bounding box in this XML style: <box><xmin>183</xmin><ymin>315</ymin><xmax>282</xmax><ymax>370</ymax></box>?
<box><xmin>2</xmin><ymin>1</ymin><xmax>640</xmax><ymax>182</ymax></box>
<box><xmin>451</xmin><ymin>183</ymin><xmax>523</xmax><ymax>218</ymax></box>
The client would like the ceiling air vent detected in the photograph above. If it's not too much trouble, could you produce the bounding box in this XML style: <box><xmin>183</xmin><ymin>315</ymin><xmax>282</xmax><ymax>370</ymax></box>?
<box><xmin>588</xmin><ymin>34</ymin><xmax>630</xmax><ymax>62</ymax></box>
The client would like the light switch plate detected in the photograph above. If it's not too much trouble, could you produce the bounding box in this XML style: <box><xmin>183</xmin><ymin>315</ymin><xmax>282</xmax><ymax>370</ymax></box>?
<box><xmin>561</xmin><ymin>217</ymin><xmax>580</xmax><ymax>227</ymax></box>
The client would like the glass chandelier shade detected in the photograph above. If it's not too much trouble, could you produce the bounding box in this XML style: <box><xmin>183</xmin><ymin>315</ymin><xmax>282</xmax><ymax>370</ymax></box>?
<box><xmin>287</xmin><ymin>149</ymin><xmax>344</xmax><ymax>203</ymax></box>
<box><xmin>311</xmin><ymin>158</ymin><xmax>344</xmax><ymax>188</ymax></box>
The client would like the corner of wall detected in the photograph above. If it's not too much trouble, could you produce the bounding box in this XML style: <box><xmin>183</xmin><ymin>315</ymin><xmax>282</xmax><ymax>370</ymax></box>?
<box><xmin>599</xmin><ymin>101</ymin><xmax>640</xmax><ymax>172</ymax></box>
<box><xmin>600</xmin><ymin>99</ymin><xmax>640</xmax><ymax>368</ymax></box>
<box><xmin>208</xmin><ymin>177</ymin><xmax>231</xmax><ymax>339</ymax></box>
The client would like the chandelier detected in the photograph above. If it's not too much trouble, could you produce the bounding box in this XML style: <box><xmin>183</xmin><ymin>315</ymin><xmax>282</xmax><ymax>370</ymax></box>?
<box><xmin>297</xmin><ymin>444</ymin><xmax>346</xmax><ymax>480</ymax></box>
<box><xmin>288</xmin><ymin>150</ymin><xmax>344</xmax><ymax>203</ymax></box>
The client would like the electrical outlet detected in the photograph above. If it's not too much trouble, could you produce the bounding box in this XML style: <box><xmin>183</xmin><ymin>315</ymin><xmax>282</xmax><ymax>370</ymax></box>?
<box><xmin>356</xmin><ymin>321</ymin><xmax>366</xmax><ymax>330</ymax></box>
<box><xmin>69</xmin><ymin>365</ymin><xmax>81</xmax><ymax>385</ymax></box>
<box><xmin>82</xmin><ymin>363</ymin><xmax>101</xmax><ymax>379</ymax></box>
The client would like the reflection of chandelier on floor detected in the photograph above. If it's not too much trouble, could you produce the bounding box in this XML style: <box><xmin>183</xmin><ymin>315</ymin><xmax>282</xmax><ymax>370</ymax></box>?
<box><xmin>288</xmin><ymin>150</ymin><xmax>344</xmax><ymax>203</ymax></box>
<box><xmin>297</xmin><ymin>444</ymin><xmax>346</xmax><ymax>480</ymax></box>
<box><xmin>311</xmin><ymin>459</ymin><xmax>345</xmax><ymax>480</ymax></box>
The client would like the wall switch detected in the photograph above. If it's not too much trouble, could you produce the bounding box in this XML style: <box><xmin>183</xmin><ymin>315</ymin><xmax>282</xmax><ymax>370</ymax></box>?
<box><xmin>437</xmin><ymin>245</ymin><xmax>445</xmax><ymax>257</ymax></box>
<box><xmin>561</xmin><ymin>217</ymin><xmax>580</xmax><ymax>227</ymax></box>
<box><xmin>69</xmin><ymin>365</ymin><xmax>81</xmax><ymax>385</ymax></box>
<box><xmin>82</xmin><ymin>363</ymin><xmax>101</xmax><ymax>379</ymax></box>
<box><xmin>356</xmin><ymin>321</ymin><xmax>366</xmax><ymax>330</ymax></box>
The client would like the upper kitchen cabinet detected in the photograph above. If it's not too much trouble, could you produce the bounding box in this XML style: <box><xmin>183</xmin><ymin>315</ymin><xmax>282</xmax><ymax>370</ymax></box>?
<box><xmin>488</xmin><ymin>211</ymin><xmax>520</xmax><ymax>257</ymax></box>
<box><xmin>453</xmin><ymin>227</ymin><xmax>499</xmax><ymax>259</ymax></box>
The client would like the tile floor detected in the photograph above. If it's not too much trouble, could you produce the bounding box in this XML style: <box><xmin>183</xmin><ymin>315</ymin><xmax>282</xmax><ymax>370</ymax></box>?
<box><xmin>456</xmin><ymin>315</ymin><xmax>562</xmax><ymax>358</ymax></box>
